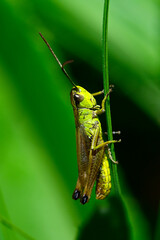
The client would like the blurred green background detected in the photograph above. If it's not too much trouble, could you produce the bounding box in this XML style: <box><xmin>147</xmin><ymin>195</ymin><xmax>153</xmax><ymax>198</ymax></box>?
<box><xmin>0</xmin><ymin>0</ymin><xmax>159</xmax><ymax>239</ymax></box>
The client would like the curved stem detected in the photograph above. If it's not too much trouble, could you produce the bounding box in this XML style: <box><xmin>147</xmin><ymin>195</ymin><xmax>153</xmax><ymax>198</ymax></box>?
<box><xmin>0</xmin><ymin>214</ymin><xmax>35</xmax><ymax>240</ymax></box>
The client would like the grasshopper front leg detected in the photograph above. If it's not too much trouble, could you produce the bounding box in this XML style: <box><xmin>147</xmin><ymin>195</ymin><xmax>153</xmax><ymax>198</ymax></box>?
<box><xmin>92</xmin><ymin>90</ymin><xmax>104</xmax><ymax>97</ymax></box>
<box><xmin>94</xmin><ymin>88</ymin><xmax>112</xmax><ymax>116</ymax></box>
<box><xmin>92</xmin><ymin>85</ymin><xmax>114</xmax><ymax>97</ymax></box>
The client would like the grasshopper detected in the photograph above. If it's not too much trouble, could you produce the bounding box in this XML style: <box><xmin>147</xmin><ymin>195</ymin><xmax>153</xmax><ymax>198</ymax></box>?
<box><xmin>39</xmin><ymin>33</ymin><xmax>120</xmax><ymax>205</ymax></box>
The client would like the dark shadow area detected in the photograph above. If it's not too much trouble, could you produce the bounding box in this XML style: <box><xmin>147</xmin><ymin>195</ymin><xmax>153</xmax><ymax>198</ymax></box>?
<box><xmin>77</xmin><ymin>197</ymin><xmax>130</xmax><ymax>240</ymax></box>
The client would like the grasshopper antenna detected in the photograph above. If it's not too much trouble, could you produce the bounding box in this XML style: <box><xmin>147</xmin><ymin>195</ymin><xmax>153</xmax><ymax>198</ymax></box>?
<box><xmin>39</xmin><ymin>32</ymin><xmax>77</xmax><ymax>88</ymax></box>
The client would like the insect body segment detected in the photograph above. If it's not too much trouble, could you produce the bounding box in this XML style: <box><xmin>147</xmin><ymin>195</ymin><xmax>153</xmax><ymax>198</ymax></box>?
<box><xmin>96</xmin><ymin>154</ymin><xmax>111</xmax><ymax>199</ymax></box>
<box><xmin>71</xmin><ymin>86</ymin><xmax>97</xmax><ymax>109</ymax></box>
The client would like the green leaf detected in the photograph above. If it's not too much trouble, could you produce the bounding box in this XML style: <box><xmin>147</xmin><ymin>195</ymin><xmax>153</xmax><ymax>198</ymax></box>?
<box><xmin>0</xmin><ymin>189</ymin><xmax>17</xmax><ymax>240</ymax></box>
<box><xmin>0</xmin><ymin>214</ymin><xmax>35</xmax><ymax>240</ymax></box>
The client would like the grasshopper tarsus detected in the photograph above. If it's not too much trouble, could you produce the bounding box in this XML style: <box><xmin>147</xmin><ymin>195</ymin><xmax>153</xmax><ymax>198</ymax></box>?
<box><xmin>80</xmin><ymin>195</ymin><xmax>88</xmax><ymax>205</ymax></box>
<box><xmin>72</xmin><ymin>189</ymin><xmax>80</xmax><ymax>200</ymax></box>
<box><xmin>109</xmin><ymin>84</ymin><xmax>115</xmax><ymax>88</ymax></box>
<box><xmin>104</xmin><ymin>131</ymin><xmax>121</xmax><ymax>135</ymax></box>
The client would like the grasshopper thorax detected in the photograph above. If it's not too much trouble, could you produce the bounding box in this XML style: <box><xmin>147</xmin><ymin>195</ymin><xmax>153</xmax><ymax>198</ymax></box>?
<box><xmin>70</xmin><ymin>86</ymin><xmax>97</xmax><ymax>109</ymax></box>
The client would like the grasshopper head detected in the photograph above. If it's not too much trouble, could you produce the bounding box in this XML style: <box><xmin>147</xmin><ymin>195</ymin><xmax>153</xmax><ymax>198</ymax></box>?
<box><xmin>70</xmin><ymin>86</ymin><xmax>97</xmax><ymax>109</ymax></box>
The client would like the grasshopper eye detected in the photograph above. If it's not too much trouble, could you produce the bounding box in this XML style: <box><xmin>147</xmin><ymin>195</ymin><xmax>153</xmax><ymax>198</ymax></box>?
<box><xmin>74</xmin><ymin>94</ymin><xmax>84</xmax><ymax>103</ymax></box>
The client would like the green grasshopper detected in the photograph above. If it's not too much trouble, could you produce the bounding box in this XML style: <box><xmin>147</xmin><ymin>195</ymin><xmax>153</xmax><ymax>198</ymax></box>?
<box><xmin>39</xmin><ymin>33</ymin><xmax>120</xmax><ymax>205</ymax></box>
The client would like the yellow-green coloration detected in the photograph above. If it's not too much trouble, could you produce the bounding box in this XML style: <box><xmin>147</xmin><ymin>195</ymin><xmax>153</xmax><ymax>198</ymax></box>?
<box><xmin>39</xmin><ymin>33</ymin><xmax>118</xmax><ymax>205</ymax></box>
<box><xmin>96</xmin><ymin>154</ymin><xmax>111</xmax><ymax>199</ymax></box>
<box><xmin>71</xmin><ymin>86</ymin><xmax>116</xmax><ymax>204</ymax></box>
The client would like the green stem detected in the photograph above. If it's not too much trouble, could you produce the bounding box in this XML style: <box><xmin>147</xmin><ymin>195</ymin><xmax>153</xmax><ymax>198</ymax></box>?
<box><xmin>102</xmin><ymin>0</ymin><xmax>121</xmax><ymax>196</ymax></box>
<box><xmin>0</xmin><ymin>214</ymin><xmax>35</xmax><ymax>240</ymax></box>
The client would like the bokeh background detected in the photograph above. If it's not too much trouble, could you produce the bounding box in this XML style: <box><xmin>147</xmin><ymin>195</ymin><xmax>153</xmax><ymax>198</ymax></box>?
<box><xmin>0</xmin><ymin>0</ymin><xmax>159</xmax><ymax>239</ymax></box>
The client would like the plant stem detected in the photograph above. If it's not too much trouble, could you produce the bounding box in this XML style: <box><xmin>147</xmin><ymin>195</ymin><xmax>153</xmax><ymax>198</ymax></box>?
<box><xmin>0</xmin><ymin>214</ymin><xmax>35</xmax><ymax>240</ymax></box>
<box><xmin>102</xmin><ymin>0</ymin><xmax>121</xmax><ymax>196</ymax></box>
